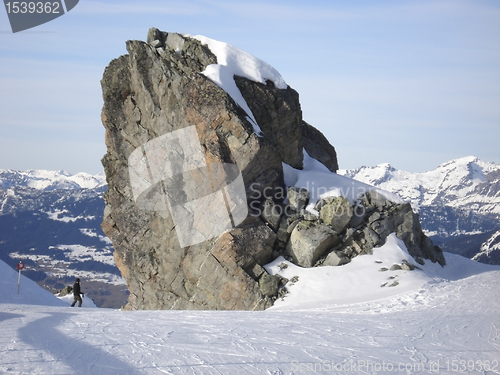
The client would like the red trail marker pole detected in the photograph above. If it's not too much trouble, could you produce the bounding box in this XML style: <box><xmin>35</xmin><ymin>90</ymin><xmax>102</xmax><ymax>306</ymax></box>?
<box><xmin>16</xmin><ymin>261</ymin><xmax>25</xmax><ymax>294</ymax></box>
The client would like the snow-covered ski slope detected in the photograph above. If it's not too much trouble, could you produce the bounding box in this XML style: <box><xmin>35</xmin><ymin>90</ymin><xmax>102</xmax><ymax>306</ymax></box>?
<box><xmin>1</xmin><ymin>238</ymin><xmax>499</xmax><ymax>375</ymax></box>
<box><xmin>1</xmin><ymin>33</ymin><xmax>499</xmax><ymax>375</ymax></box>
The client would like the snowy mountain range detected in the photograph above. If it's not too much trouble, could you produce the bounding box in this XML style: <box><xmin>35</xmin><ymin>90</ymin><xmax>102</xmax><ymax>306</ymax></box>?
<box><xmin>0</xmin><ymin>169</ymin><xmax>106</xmax><ymax>192</ymax></box>
<box><xmin>339</xmin><ymin>156</ymin><xmax>500</xmax><ymax>264</ymax></box>
<box><xmin>0</xmin><ymin>169</ymin><xmax>128</xmax><ymax>308</ymax></box>
<box><xmin>473</xmin><ymin>229</ymin><xmax>500</xmax><ymax>264</ymax></box>
<box><xmin>0</xmin><ymin>155</ymin><xmax>499</xmax><ymax>308</ymax></box>
<box><xmin>339</xmin><ymin>156</ymin><xmax>500</xmax><ymax>218</ymax></box>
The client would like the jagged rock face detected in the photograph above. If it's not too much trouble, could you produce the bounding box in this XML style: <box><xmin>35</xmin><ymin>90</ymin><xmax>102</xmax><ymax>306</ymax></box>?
<box><xmin>302</xmin><ymin>121</ymin><xmax>339</xmax><ymax>173</ymax></box>
<box><xmin>472</xmin><ymin>229</ymin><xmax>500</xmax><ymax>265</ymax></box>
<box><xmin>101</xmin><ymin>29</ymin><xmax>315</xmax><ymax>310</ymax></box>
<box><xmin>234</xmin><ymin>76</ymin><xmax>302</xmax><ymax>168</ymax></box>
<box><xmin>101</xmin><ymin>28</ymin><xmax>441</xmax><ymax>311</ymax></box>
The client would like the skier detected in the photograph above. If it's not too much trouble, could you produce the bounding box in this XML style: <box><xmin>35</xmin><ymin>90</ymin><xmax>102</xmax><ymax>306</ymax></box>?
<box><xmin>70</xmin><ymin>277</ymin><xmax>84</xmax><ymax>307</ymax></box>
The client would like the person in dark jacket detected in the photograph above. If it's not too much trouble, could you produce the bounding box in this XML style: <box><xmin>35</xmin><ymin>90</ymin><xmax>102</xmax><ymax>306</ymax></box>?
<box><xmin>70</xmin><ymin>277</ymin><xmax>84</xmax><ymax>307</ymax></box>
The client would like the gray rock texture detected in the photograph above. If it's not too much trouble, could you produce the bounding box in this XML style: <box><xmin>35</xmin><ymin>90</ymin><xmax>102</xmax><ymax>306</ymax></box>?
<box><xmin>314</xmin><ymin>191</ymin><xmax>446</xmax><ymax>267</ymax></box>
<box><xmin>259</xmin><ymin>274</ymin><xmax>280</xmax><ymax>297</ymax></box>
<box><xmin>323</xmin><ymin>251</ymin><xmax>350</xmax><ymax>267</ymax></box>
<box><xmin>302</xmin><ymin>121</ymin><xmax>339</xmax><ymax>173</ymax></box>
<box><xmin>101</xmin><ymin>28</ymin><xmax>444</xmax><ymax>311</ymax></box>
<box><xmin>286</xmin><ymin>221</ymin><xmax>340</xmax><ymax>267</ymax></box>
<box><xmin>287</xmin><ymin>187</ymin><xmax>309</xmax><ymax>211</ymax></box>
<box><xmin>319</xmin><ymin>196</ymin><xmax>352</xmax><ymax>233</ymax></box>
<box><xmin>100</xmin><ymin>28</ymin><xmax>337</xmax><ymax>310</ymax></box>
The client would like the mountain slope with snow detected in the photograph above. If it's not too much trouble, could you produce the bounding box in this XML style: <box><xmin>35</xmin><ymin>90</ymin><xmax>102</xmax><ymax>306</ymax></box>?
<box><xmin>1</xmin><ymin>238</ymin><xmax>499</xmax><ymax>374</ymax></box>
<box><xmin>0</xmin><ymin>259</ymin><xmax>97</xmax><ymax>308</ymax></box>
<box><xmin>473</xmin><ymin>229</ymin><xmax>500</xmax><ymax>264</ymax></box>
<box><xmin>0</xmin><ymin>259</ymin><xmax>67</xmax><ymax>307</ymax></box>
<box><xmin>0</xmin><ymin>169</ymin><xmax>106</xmax><ymax>191</ymax></box>
<box><xmin>0</xmin><ymin>170</ymin><xmax>128</xmax><ymax>308</ymax></box>
<box><xmin>339</xmin><ymin>156</ymin><xmax>500</xmax><ymax>263</ymax></box>
<box><xmin>339</xmin><ymin>156</ymin><xmax>500</xmax><ymax>215</ymax></box>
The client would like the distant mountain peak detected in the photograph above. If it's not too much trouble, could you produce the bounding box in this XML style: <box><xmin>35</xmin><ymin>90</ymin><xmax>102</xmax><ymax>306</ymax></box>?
<box><xmin>339</xmin><ymin>156</ymin><xmax>500</xmax><ymax>241</ymax></box>
<box><xmin>372</xmin><ymin>163</ymin><xmax>397</xmax><ymax>174</ymax></box>
<box><xmin>437</xmin><ymin>156</ymin><xmax>497</xmax><ymax>173</ymax></box>
<box><xmin>0</xmin><ymin>169</ymin><xmax>106</xmax><ymax>191</ymax></box>
<box><xmin>442</xmin><ymin>155</ymin><xmax>479</xmax><ymax>165</ymax></box>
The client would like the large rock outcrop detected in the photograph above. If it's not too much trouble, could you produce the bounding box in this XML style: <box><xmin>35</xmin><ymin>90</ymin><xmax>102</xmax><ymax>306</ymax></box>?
<box><xmin>101</xmin><ymin>28</ymin><xmax>443</xmax><ymax>311</ymax></box>
<box><xmin>101</xmin><ymin>29</ymin><xmax>306</xmax><ymax>310</ymax></box>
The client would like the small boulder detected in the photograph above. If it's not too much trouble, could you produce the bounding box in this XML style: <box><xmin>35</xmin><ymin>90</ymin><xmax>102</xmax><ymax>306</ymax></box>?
<box><xmin>323</xmin><ymin>251</ymin><xmax>350</xmax><ymax>266</ymax></box>
<box><xmin>286</xmin><ymin>221</ymin><xmax>340</xmax><ymax>267</ymax></box>
<box><xmin>276</xmin><ymin>217</ymin><xmax>291</xmax><ymax>244</ymax></box>
<box><xmin>361</xmin><ymin>190</ymin><xmax>391</xmax><ymax>210</ymax></box>
<box><xmin>260</xmin><ymin>198</ymin><xmax>282</xmax><ymax>231</ymax></box>
<box><xmin>286</xmin><ymin>214</ymin><xmax>301</xmax><ymax>227</ymax></box>
<box><xmin>259</xmin><ymin>274</ymin><xmax>279</xmax><ymax>297</ymax></box>
<box><xmin>146</xmin><ymin>27</ymin><xmax>165</xmax><ymax>46</ymax></box>
<box><xmin>349</xmin><ymin>203</ymin><xmax>369</xmax><ymax>228</ymax></box>
<box><xmin>287</xmin><ymin>187</ymin><xmax>309</xmax><ymax>211</ymax></box>
<box><xmin>57</xmin><ymin>285</ymin><xmax>73</xmax><ymax>297</ymax></box>
<box><xmin>303</xmin><ymin>213</ymin><xmax>319</xmax><ymax>221</ymax></box>
<box><xmin>286</xmin><ymin>219</ymin><xmax>301</xmax><ymax>234</ymax></box>
<box><xmin>319</xmin><ymin>196</ymin><xmax>353</xmax><ymax>233</ymax></box>
<box><xmin>372</xmin><ymin>217</ymin><xmax>393</xmax><ymax>237</ymax></box>
<box><xmin>401</xmin><ymin>260</ymin><xmax>421</xmax><ymax>271</ymax></box>
<box><xmin>367</xmin><ymin>211</ymin><xmax>382</xmax><ymax>224</ymax></box>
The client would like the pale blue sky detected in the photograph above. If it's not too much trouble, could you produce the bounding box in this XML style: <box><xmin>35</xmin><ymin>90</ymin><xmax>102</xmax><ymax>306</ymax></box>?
<box><xmin>1</xmin><ymin>0</ymin><xmax>499</xmax><ymax>174</ymax></box>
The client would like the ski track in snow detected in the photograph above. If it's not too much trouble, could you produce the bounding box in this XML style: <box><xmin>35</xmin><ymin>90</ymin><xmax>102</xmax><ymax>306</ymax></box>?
<box><xmin>1</xmin><ymin>269</ymin><xmax>499</xmax><ymax>375</ymax></box>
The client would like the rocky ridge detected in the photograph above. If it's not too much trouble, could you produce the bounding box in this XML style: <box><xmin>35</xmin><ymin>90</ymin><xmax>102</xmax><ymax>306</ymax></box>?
<box><xmin>277</xmin><ymin>189</ymin><xmax>445</xmax><ymax>270</ymax></box>
<box><xmin>100</xmin><ymin>28</ymin><xmax>443</xmax><ymax>311</ymax></box>
<box><xmin>473</xmin><ymin>230</ymin><xmax>500</xmax><ymax>264</ymax></box>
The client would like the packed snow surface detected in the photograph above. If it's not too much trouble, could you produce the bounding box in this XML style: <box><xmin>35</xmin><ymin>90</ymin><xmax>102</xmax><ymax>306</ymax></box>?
<box><xmin>190</xmin><ymin>34</ymin><xmax>287</xmax><ymax>136</ymax></box>
<box><xmin>2</xmin><ymin>237</ymin><xmax>499</xmax><ymax>374</ymax></box>
<box><xmin>0</xmin><ymin>260</ymin><xmax>95</xmax><ymax>308</ymax></box>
